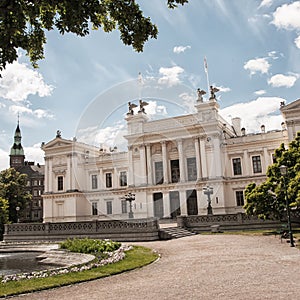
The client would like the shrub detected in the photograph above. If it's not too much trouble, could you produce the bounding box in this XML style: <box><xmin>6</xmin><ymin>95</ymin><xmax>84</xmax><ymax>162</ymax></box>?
<box><xmin>60</xmin><ymin>238</ymin><xmax>121</xmax><ymax>258</ymax></box>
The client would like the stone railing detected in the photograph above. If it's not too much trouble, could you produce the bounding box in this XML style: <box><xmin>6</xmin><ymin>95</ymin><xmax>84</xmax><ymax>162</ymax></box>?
<box><xmin>3</xmin><ymin>218</ymin><xmax>159</xmax><ymax>242</ymax></box>
<box><xmin>178</xmin><ymin>211</ymin><xmax>300</xmax><ymax>232</ymax></box>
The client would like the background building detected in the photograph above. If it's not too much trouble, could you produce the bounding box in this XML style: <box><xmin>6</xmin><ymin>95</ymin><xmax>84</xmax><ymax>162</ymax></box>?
<box><xmin>42</xmin><ymin>94</ymin><xmax>300</xmax><ymax>223</ymax></box>
<box><xmin>9</xmin><ymin>122</ymin><xmax>44</xmax><ymax>222</ymax></box>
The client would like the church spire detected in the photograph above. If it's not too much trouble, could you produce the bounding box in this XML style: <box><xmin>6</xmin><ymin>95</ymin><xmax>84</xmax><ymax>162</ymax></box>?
<box><xmin>10</xmin><ymin>117</ymin><xmax>25</xmax><ymax>168</ymax></box>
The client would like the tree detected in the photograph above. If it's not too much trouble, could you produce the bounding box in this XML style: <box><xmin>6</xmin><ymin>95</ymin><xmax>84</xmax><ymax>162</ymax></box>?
<box><xmin>0</xmin><ymin>197</ymin><xmax>9</xmax><ymax>240</ymax></box>
<box><xmin>244</xmin><ymin>132</ymin><xmax>300</xmax><ymax>220</ymax></box>
<box><xmin>0</xmin><ymin>0</ymin><xmax>188</xmax><ymax>72</ymax></box>
<box><xmin>0</xmin><ymin>168</ymin><xmax>31</xmax><ymax>223</ymax></box>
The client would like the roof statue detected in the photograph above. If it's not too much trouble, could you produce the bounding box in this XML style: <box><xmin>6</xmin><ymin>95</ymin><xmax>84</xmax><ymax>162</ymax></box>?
<box><xmin>197</xmin><ymin>88</ymin><xmax>206</xmax><ymax>102</ymax></box>
<box><xmin>127</xmin><ymin>101</ymin><xmax>137</xmax><ymax>115</ymax></box>
<box><xmin>56</xmin><ymin>130</ymin><xmax>62</xmax><ymax>138</ymax></box>
<box><xmin>209</xmin><ymin>85</ymin><xmax>219</xmax><ymax>101</ymax></box>
<box><xmin>138</xmin><ymin>99</ymin><xmax>148</xmax><ymax>113</ymax></box>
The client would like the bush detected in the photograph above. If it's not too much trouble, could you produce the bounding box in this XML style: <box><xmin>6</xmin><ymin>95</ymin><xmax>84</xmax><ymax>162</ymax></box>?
<box><xmin>60</xmin><ymin>238</ymin><xmax>121</xmax><ymax>257</ymax></box>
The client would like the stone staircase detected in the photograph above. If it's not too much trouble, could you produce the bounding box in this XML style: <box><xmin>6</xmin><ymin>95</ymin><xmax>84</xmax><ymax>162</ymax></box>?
<box><xmin>159</xmin><ymin>226</ymin><xmax>196</xmax><ymax>240</ymax></box>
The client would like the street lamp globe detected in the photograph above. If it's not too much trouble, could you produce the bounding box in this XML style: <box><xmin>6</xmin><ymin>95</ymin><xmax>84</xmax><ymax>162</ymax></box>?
<box><xmin>279</xmin><ymin>165</ymin><xmax>288</xmax><ymax>176</ymax></box>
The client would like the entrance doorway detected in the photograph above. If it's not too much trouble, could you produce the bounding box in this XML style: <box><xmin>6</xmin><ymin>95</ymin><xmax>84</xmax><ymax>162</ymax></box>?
<box><xmin>186</xmin><ymin>189</ymin><xmax>198</xmax><ymax>215</ymax></box>
<box><xmin>153</xmin><ymin>192</ymin><xmax>164</xmax><ymax>218</ymax></box>
<box><xmin>169</xmin><ymin>191</ymin><xmax>181</xmax><ymax>219</ymax></box>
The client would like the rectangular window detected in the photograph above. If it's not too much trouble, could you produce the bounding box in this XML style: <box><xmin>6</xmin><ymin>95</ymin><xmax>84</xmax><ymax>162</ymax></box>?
<box><xmin>121</xmin><ymin>200</ymin><xmax>128</xmax><ymax>214</ymax></box>
<box><xmin>171</xmin><ymin>159</ymin><xmax>180</xmax><ymax>183</ymax></box>
<box><xmin>120</xmin><ymin>171</ymin><xmax>127</xmax><ymax>187</ymax></box>
<box><xmin>92</xmin><ymin>202</ymin><xmax>98</xmax><ymax>215</ymax></box>
<box><xmin>91</xmin><ymin>174</ymin><xmax>98</xmax><ymax>189</ymax></box>
<box><xmin>252</xmin><ymin>155</ymin><xmax>262</xmax><ymax>173</ymax></box>
<box><xmin>187</xmin><ymin>157</ymin><xmax>197</xmax><ymax>181</ymax></box>
<box><xmin>33</xmin><ymin>190</ymin><xmax>38</xmax><ymax>196</ymax></box>
<box><xmin>155</xmin><ymin>161</ymin><xmax>164</xmax><ymax>185</ymax></box>
<box><xmin>236</xmin><ymin>191</ymin><xmax>244</xmax><ymax>206</ymax></box>
<box><xmin>106</xmin><ymin>201</ymin><xmax>112</xmax><ymax>215</ymax></box>
<box><xmin>232</xmin><ymin>158</ymin><xmax>242</xmax><ymax>175</ymax></box>
<box><xmin>106</xmin><ymin>173</ymin><xmax>112</xmax><ymax>188</ymax></box>
<box><xmin>57</xmin><ymin>176</ymin><xmax>63</xmax><ymax>191</ymax></box>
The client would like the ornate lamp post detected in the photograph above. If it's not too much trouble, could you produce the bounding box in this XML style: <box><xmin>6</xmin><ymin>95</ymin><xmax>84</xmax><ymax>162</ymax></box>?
<box><xmin>279</xmin><ymin>165</ymin><xmax>295</xmax><ymax>247</ymax></box>
<box><xmin>16</xmin><ymin>206</ymin><xmax>20</xmax><ymax>223</ymax></box>
<box><xmin>203</xmin><ymin>186</ymin><xmax>213</xmax><ymax>215</ymax></box>
<box><xmin>123</xmin><ymin>192</ymin><xmax>135</xmax><ymax>219</ymax></box>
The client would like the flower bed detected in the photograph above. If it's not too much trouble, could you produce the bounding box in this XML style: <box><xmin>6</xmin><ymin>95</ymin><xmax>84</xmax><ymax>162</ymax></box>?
<box><xmin>1</xmin><ymin>239</ymin><xmax>132</xmax><ymax>284</ymax></box>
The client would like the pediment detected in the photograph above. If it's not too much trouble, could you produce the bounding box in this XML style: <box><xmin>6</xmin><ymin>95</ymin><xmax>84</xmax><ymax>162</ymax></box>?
<box><xmin>42</xmin><ymin>137</ymin><xmax>73</xmax><ymax>150</ymax></box>
<box><xmin>281</xmin><ymin>99</ymin><xmax>300</xmax><ymax>111</ymax></box>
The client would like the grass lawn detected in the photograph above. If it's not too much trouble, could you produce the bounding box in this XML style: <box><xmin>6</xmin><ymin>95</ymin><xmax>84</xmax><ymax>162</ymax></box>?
<box><xmin>0</xmin><ymin>246</ymin><xmax>158</xmax><ymax>298</ymax></box>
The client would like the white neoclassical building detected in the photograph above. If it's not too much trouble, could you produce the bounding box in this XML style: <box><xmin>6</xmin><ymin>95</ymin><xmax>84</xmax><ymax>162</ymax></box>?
<box><xmin>42</xmin><ymin>94</ymin><xmax>300</xmax><ymax>223</ymax></box>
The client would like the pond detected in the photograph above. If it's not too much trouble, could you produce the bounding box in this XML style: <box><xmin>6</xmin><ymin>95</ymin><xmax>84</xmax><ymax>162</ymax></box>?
<box><xmin>0</xmin><ymin>252</ymin><xmax>57</xmax><ymax>276</ymax></box>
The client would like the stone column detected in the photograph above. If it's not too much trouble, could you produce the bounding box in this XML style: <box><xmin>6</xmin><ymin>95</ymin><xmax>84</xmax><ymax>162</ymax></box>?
<box><xmin>263</xmin><ymin>147</ymin><xmax>270</xmax><ymax>172</ymax></box>
<box><xmin>243</xmin><ymin>150</ymin><xmax>249</xmax><ymax>176</ymax></box>
<box><xmin>44</xmin><ymin>157</ymin><xmax>48</xmax><ymax>192</ymax></box>
<box><xmin>146</xmin><ymin>144</ymin><xmax>153</xmax><ymax>185</ymax></box>
<box><xmin>194</xmin><ymin>137</ymin><xmax>202</xmax><ymax>180</ymax></box>
<box><xmin>199</xmin><ymin>137</ymin><xmax>208</xmax><ymax>179</ymax></box>
<box><xmin>163</xmin><ymin>192</ymin><xmax>171</xmax><ymax>218</ymax></box>
<box><xmin>48</xmin><ymin>157</ymin><xmax>53</xmax><ymax>193</ymax></box>
<box><xmin>179</xmin><ymin>190</ymin><xmax>187</xmax><ymax>215</ymax></box>
<box><xmin>99</xmin><ymin>167</ymin><xmax>104</xmax><ymax>189</ymax></box>
<box><xmin>66</xmin><ymin>154</ymin><xmax>71</xmax><ymax>191</ymax></box>
<box><xmin>113</xmin><ymin>168</ymin><xmax>118</xmax><ymax>188</ymax></box>
<box><xmin>177</xmin><ymin>139</ymin><xmax>186</xmax><ymax>182</ymax></box>
<box><xmin>161</xmin><ymin>141</ymin><xmax>169</xmax><ymax>184</ymax></box>
<box><xmin>139</xmin><ymin>144</ymin><xmax>147</xmax><ymax>185</ymax></box>
<box><xmin>213</xmin><ymin>135</ymin><xmax>222</xmax><ymax>178</ymax></box>
<box><xmin>128</xmin><ymin>146</ymin><xmax>134</xmax><ymax>186</ymax></box>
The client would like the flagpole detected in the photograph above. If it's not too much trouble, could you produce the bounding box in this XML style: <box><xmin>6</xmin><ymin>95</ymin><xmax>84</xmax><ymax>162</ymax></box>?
<box><xmin>204</xmin><ymin>57</ymin><xmax>210</xmax><ymax>99</ymax></box>
<box><xmin>138</xmin><ymin>72</ymin><xmax>143</xmax><ymax>100</ymax></box>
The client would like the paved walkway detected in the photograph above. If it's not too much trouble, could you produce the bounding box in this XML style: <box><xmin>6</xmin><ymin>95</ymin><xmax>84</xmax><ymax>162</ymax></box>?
<box><xmin>11</xmin><ymin>234</ymin><xmax>300</xmax><ymax>300</ymax></box>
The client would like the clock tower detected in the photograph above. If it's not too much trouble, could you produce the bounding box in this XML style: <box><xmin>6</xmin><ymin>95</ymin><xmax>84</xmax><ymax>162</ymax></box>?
<box><xmin>9</xmin><ymin>120</ymin><xmax>25</xmax><ymax>168</ymax></box>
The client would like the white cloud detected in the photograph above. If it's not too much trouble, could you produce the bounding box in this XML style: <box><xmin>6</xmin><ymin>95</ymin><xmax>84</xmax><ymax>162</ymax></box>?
<box><xmin>272</xmin><ymin>1</ymin><xmax>300</xmax><ymax>30</ymax></box>
<box><xmin>158</xmin><ymin>66</ymin><xmax>184</xmax><ymax>87</ymax></box>
<box><xmin>0</xmin><ymin>148</ymin><xmax>9</xmax><ymax>171</ymax></box>
<box><xmin>267</xmin><ymin>51</ymin><xmax>280</xmax><ymax>59</ymax></box>
<box><xmin>9</xmin><ymin>105</ymin><xmax>54</xmax><ymax>119</ymax></box>
<box><xmin>254</xmin><ymin>89</ymin><xmax>266</xmax><ymax>95</ymax></box>
<box><xmin>179</xmin><ymin>93</ymin><xmax>197</xmax><ymax>114</ymax></box>
<box><xmin>267</xmin><ymin>74</ymin><xmax>298</xmax><ymax>87</ymax></box>
<box><xmin>24</xmin><ymin>143</ymin><xmax>44</xmax><ymax>165</ymax></box>
<box><xmin>295</xmin><ymin>35</ymin><xmax>300</xmax><ymax>49</ymax></box>
<box><xmin>144</xmin><ymin>100</ymin><xmax>168</xmax><ymax>117</ymax></box>
<box><xmin>244</xmin><ymin>58</ymin><xmax>270</xmax><ymax>75</ymax></box>
<box><xmin>217</xmin><ymin>86</ymin><xmax>231</xmax><ymax>93</ymax></box>
<box><xmin>259</xmin><ymin>0</ymin><xmax>273</xmax><ymax>9</ymax></box>
<box><xmin>220</xmin><ymin>97</ymin><xmax>284</xmax><ymax>133</ymax></box>
<box><xmin>0</xmin><ymin>61</ymin><xmax>53</xmax><ymax>102</ymax></box>
<box><xmin>173</xmin><ymin>45</ymin><xmax>191</xmax><ymax>54</ymax></box>
<box><xmin>78</xmin><ymin>122</ymin><xmax>127</xmax><ymax>150</ymax></box>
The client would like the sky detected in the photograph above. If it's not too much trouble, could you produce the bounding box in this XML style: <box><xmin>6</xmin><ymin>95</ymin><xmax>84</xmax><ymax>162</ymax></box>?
<box><xmin>1</xmin><ymin>0</ymin><xmax>300</xmax><ymax>170</ymax></box>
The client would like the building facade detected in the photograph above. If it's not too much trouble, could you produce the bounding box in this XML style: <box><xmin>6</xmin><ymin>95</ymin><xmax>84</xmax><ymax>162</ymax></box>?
<box><xmin>9</xmin><ymin>122</ymin><xmax>45</xmax><ymax>222</ymax></box>
<box><xmin>42</xmin><ymin>95</ymin><xmax>300</xmax><ymax>223</ymax></box>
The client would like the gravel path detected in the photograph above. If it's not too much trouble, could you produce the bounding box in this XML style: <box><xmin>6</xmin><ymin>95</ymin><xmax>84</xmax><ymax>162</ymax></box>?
<box><xmin>10</xmin><ymin>234</ymin><xmax>300</xmax><ymax>300</ymax></box>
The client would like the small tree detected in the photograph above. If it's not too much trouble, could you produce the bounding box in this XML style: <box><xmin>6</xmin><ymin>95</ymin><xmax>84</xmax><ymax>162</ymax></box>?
<box><xmin>0</xmin><ymin>168</ymin><xmax>31</xmax><ymax>223</ymax></box>
<box><xmin>0</xmin><ymin>197</ymin><xmax>9</xmax><ymax>240</ymax></box>
<box><xmin>244</xmin><ymin>132</ymin><xmax>300</xmax><ymax>220</ymax></box>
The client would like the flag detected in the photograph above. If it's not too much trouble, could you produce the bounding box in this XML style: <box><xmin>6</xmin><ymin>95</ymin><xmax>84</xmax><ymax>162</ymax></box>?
<box><xmin>204</xmin><ymin>57</ymin><xmax>208</xmax><ymax>74</ymax></box>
